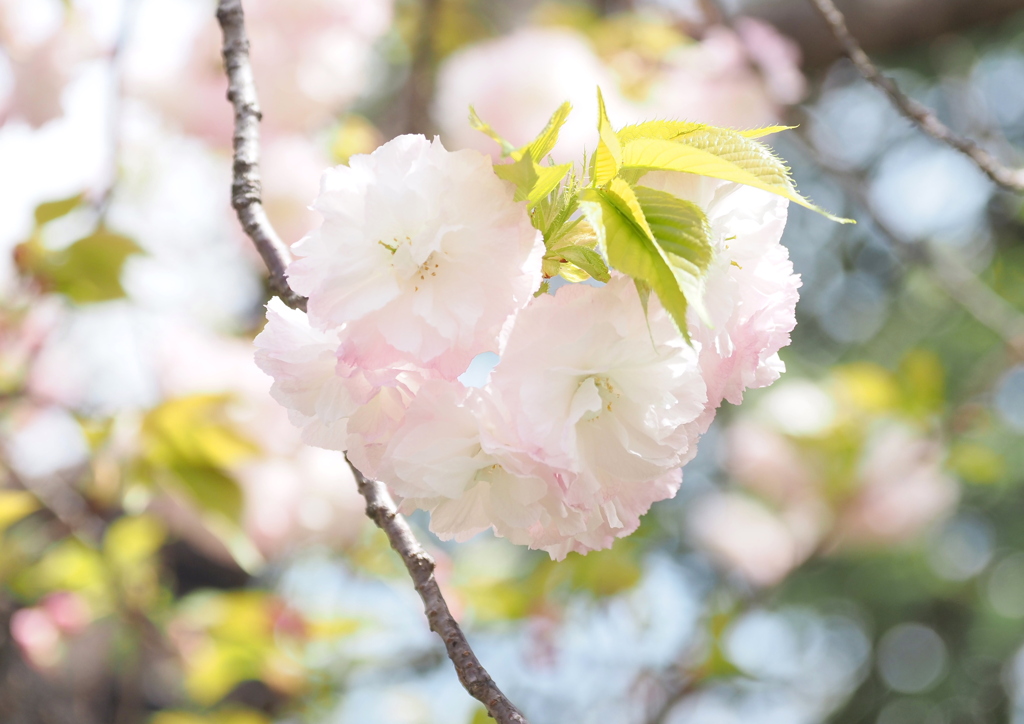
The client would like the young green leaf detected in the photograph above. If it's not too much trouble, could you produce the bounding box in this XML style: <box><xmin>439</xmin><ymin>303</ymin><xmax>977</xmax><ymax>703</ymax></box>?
<box><xmin>633</xmin><ymin>185</ymin><xmax>713</xmax><ymax>324</ymax></box>
<box><xmin>471</xmin><ymin>101</ymin><xmax>572</xmax><ymax>163</ymax></box>
<box><xmin>582</xmin><ymin>181</ymin><xmax>691</xmax><ymax>337</ymax></box>
<box><xmin>617</xmin><ymin>120</ymin><xmax>794</xmax><ymax>145</ymax></box>
<box><xmin>17</xmin><ymin>227</ymin><xmax>143</xmax><ymax>304</ymax></box>
<box><xmin>33</xmin><ymin>194</ymin><xmax>84</xmax><ymax>226</ymax></box>
<box><xmin>619</xmin><ymin>131</ymin><xmax>853</xmax><ymax>223</ymax></box>
<box><xmin>548</xmin><ymin>245</ymin><xmax>611</xmax><ymax>283</ymax></box>
<box><xmin>535</xmin><ymin>170</ymin><xmax>582</xmax><ymax>244</ymax></box>
<box><xmin>514</xmin><ymin>101</ymin><xmax>572</xmax><ymax>162</ymax></box>
<box><xmin>493</xmin><ymin>153</ymin><xmax>573</xmax><ymax>207</ymax></box>
<box><xmin>468</xmin><ymin>105</ymin><xmax>516</xmax><ymax>156</ymax></box>
<box><xmin>633</xmin><ymin>186</ymin><xmax>713</xmax><ymax>270</ymax></box>
<box><xmin>593</xmin><ymin>87</ymin><xmax>622</xmax><ymax>186</ymax></box>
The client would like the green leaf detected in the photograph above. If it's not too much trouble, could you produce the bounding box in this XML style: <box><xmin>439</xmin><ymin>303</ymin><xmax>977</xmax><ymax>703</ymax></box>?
<box><xmin>0</xmin><ymin>491</ymin><xmax>39</xmax><ymax>534</ymax></box>
<box><xmin>513</xmin><ymin>101</ymin><xmax>571</xmax><ymax>162</ymax></box>
<box><xmin>617</xmin><ymin>120</ymin><xmax>707</xmax><ymax>145</ymax></box>
<box><xmin>617</xmin><ymin>120</ymin><xmax>794</xmax><ymax>145</ymax></box>
<box><xmin>548</xmin><ymin>217</ymin><xmax>597</xmax><ymax>251</ymax></box>
<box><xmin>634</xmin><ymin>278</ymin><xmax>651</xmax><ymax>317</ymax></box>
<box><xmin>493</xmin><ymin>153</ymin><xmax>573</xmax><ymax>207</ymax></box>
<box><xmin>619</xmin><ymin>132</ymin><xmax>853</xmax><ymax>223</ymax></box>
<box><xmin>545</xmin><ymin>245</ymin><xmax>611</xmax><ymax>283</ymax></box>
<box><xmin>20</xmin><ymin>228</ymin><xmax>143</xmax><ymax>303</ymax></box>
<box><xmin>471</xmin><ymin>101</ymin><xmax>572</xmax><ymax>164</ymax></box>
<box><xmin>468</xmin><ymin>106</ymin><xmax>515</xmax><ymax>156</ymax></box>
<box><xmin>33</xmin><ymin>194</ymin><xmax>84</xmax><ymax>226</ymax></box>
<box><xmin>633</xmin><ymin>186</ymin><xmax>713</xmax><ymax>270</ymax></box>
<box><xmin>140</xmin><ymin>395</ymin><xmax>259</xmax><ymax>524</ymax></box>
<box><xmin>535</xmin><ymin>170</ymin><xmax>582</xmax><ymax>244</ymax></box>
<box><xmin>170</xmin><ymin>464</ymin><xmax>245</xmax><ymax>523</ymax></box>
<box><xmin>104</xmin><ymin>514</ymin><xmax>166</xmax><ymax>568</ymax></box>
<box><xmin>633</xmin><ymin>185</ymin><xmax>713</xmax><ymax>324</ymax></box>
<box><xmin>593</xmin><ymin>87</ymin><xmax>622</xmax><ymax>186</ymax></box>
<box><xmin>582</xmin><ymin>179</ymin><xmax>691</xmax><ymax>337</ymax></box>
<box><xmin>143</xmin><ymin>395</ymin><xmax>260</xmax><ymax>470</ymax></box>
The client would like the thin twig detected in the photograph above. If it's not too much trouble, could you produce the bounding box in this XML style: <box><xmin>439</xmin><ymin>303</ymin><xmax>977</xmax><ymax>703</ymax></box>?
<box><xmin>789</xmin><ymin>126</ymin><xmax>1024</xmax><ymax>353</ymax></box>
<box><xmin>807</xmin><ymin>0</ymin><xmax>1024</xmax><ymax>193</ymax></box>
<box><xmin>647</xmin><ymin>675</ymin><xmax>700</xmax><ymax>724</ymax></box>
<box><xmin>346</xmin><ymin>457</ymin><xmax>529</xmax><ymax>724</ymax></box>
<box><xmin>216</xmin><ymin>0</ymin><xmax>306</xmax><ymax>311</ymax></box>
<box><xmin>214</xmin><ymin>2</ymin><xmax>528</xmax><ymax>720</ymax></box>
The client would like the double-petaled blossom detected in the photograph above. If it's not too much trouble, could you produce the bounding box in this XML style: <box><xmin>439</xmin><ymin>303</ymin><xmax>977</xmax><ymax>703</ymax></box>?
<box><xmin>287</xmin><ymin>134</ymin><xmax>544</xmax><ymax>379</ymax></box>
<box><xmin>254</xmin><ymin>297</ymin><xmax>422</xmax><ymax>472</ymax></box>
<box><xmin>378</xmin><ymin>279</ymin><xmax>708</xmax><ymax>559</ymax></box>
<box><xmin>255</xmin><ymin>132</ymin><xmax>803</xmax><ymax>559</ymax></box>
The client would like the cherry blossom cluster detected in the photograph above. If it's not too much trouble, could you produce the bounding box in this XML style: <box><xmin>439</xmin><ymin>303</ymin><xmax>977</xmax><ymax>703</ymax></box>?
<box><xmin>255</xmin><ymin>132</ymin><xmax>800</xmax><ymax>559</ymax></box>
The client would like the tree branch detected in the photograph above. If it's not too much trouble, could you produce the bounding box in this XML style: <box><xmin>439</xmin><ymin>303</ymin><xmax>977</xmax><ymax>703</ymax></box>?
<box><xmin>216</xmin><ymin>0</ymin><xmax>306</xmax><ymax>311</ymax></box>
<box><xmin>346</xmin><ymin>457</ymin><xmax>529</xmax><ymax>724</ymax></box>
<box><xmin>789</xmin><ymin>126</ymin><xmax>1024</xmax><ymax>353</ymax></box>
<box><xmin>214</xmin><ymin>1</ymin><xmax>528</xmax><ymax>720</ymax></box>
<box><xmin>806</xmin><ymin>0</ymin><xmax>1024</xmax><ymax>193</ymax></box>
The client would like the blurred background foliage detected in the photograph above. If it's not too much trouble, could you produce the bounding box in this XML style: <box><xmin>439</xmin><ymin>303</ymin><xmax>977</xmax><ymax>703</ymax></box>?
<box><xmin>3</xmin><ymin>0</ymin><xmax>1024</xmax><ymax>722</ymax></box>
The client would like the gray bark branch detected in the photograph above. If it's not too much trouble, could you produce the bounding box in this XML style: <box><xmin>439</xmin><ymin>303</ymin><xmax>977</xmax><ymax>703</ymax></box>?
<box><xmin>346</xmin><ymin>458</ymin><xmax>529</xmax><ymax>724</ymax></box>
<box><xmin>752</xmin><ymin>0</ymin><xmax>1024</xmax><ymax>69</ymax></box>
<box><xmin>214</xmin><ymin>1</ymin><xmax>528</xmax><ymax>720</ymax></box>
<box><xmin>216</xmin><ymin>0</ymin><xmax>306</xmax><ymax>311</ymax></box>
<box><xmin>807</xmin><ymin>0</ymin><xmax>1024</xmax><ymax>193</ymax></box>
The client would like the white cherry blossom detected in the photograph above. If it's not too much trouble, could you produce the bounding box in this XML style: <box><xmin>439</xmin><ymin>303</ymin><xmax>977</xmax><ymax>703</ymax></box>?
<box><xmin>640</xmin><ymin>172</ymin><xmax>800</xmax><ymax>420</ymax></box>
<box><xmin>481</xmin><ymin>276</ymin><xmax>708</xmax><ymax>556</ymax></box>
<box><xmin>253</xmin><ymin>298</ymin><xmax>421</xmax><ymax>469</ymax></box>
<box><xmin>287</xmin><ymin>135</ymin><xmax>544</xmax><ymax>379</ymax></box>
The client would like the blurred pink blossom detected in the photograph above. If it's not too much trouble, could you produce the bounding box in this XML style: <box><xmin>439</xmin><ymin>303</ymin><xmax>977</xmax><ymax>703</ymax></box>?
<box><xmin>647</xmin><ymin>20</ymin><xmax>805</xmax><ymax>129</ymax></box>
<box><xmin>836</xmin><ymin>424</ymin><xmax>959</xmax><ymax>546</ymax></box>
<box><xmin>0</xmin><ymin>0</ymin><xmax>99</xmax><ymax>127</ymax></box>
<box><xmin>688</xmin><ymin>492</ymin><xmax>822</xmax><ymax>587</ymax></box>
<box><xmin>433</xmin><ymin>27</ymin><xmax>632</xmax><ymax>163</ymax></box>
<box><xmin>10</xmin><ymin>606</ymin><xmax>62</xmax><ymax>669</ymax></box>
<box><xmin>158</xmin><ymin>320</ymin><xmax>366</xmax><ymax>559</ymax></box>
<box><xmin>131</xmin><ymin>0</ymin><xmax>392</xmax><ymax>142</ymax></box>
<box><xmin>702</xmin><ymin>384</ymin><xmax>960</xmax><ymax>585</ymax></box>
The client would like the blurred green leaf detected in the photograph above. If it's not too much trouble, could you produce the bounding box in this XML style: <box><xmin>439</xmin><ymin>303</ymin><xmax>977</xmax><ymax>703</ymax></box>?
<box><xmin>150</xmin><ymin>708</ymin><xmax>271</xmax><ymax>724</ymax></box>
<box><xmin>948</xmin><ymin>441</ymin><xmax>1005</xmax><ymax>485</ymax></box>
<box><xmin>143</xmin><ymin>395</ymin><xmax>260</xmax><ymax>469</ymax></box>
<box><xmin>33</xmin><ymin>194</ymin><xmax>84</xmax><ymax>226</ymax></box>
<box><xmin>140</xmin><ymin>395</ymin><xmax>259</xmax><ymax>523</ymax></box>
<box><xmin>897</xmin><ymin>349</ymin><xmax>946</xmax><ymax>417</ymax></box>
<box><xmin>0</xmin><ymin>491</ymin><xmax>40</xmax><ymax>533</ymax></box>
<box><xmin>11</xmin><ymin>539</ymin><xmax>109</xmax><ymax>610</ymax></box>
<box><xmin>18</xmin><ymin>228</ymin><xmax>142</xmax><ymax>303</ymax></box>
<box><xmin>104</xmin><ymin>514</ymin><xmax>166</xmax><ymax>568</ymax></box>
<box><xmin>174</xmin><ymin>591</ymin><xmax>305</xmax><ymax>706</ymax></box>
<box><xmin>550</xmin><ymin>544</ymin><xmax>643</xmax><ymax>597</ymax></box>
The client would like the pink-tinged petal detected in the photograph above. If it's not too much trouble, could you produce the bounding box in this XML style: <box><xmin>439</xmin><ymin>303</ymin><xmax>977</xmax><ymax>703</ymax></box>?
<box><xmin>288</xmin><ymin>135</ymin><xmax>543</xmax><ymax>378</ymax></box>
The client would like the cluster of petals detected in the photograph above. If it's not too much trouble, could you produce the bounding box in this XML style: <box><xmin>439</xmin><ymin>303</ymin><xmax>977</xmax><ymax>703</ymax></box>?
<box><xmin>256</xmin><ymin>134</ymin><xmax>802</xmax><ymax>558</ymax></box>
<box><xmin>129</xmin><ymin>0</ymin><xmax>393</xmax><ymax>142</ymax></box>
